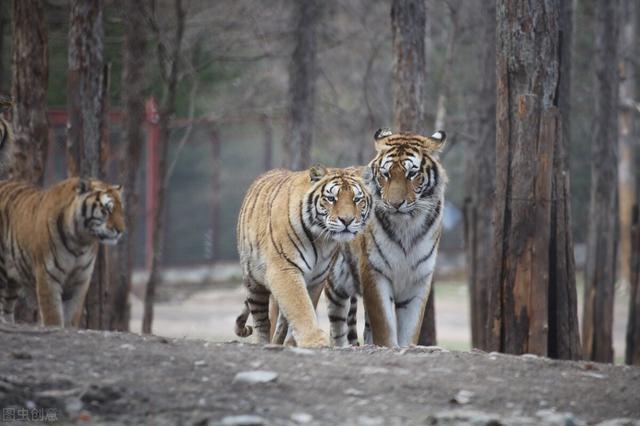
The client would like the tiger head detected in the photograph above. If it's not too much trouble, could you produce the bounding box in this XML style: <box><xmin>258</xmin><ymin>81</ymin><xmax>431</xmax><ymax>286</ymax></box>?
<box><xmin>74</xmin><ymin>178</ymin><xmax>125</xmax><ymax>246</ymax></box>
<box><xmin>366</xmin><ymin>128</ymin><xmax>447</xmax><ymax>215</ymax></box>
<box><xmin>305</xmin><ymin>165</ymin><xmax>372</xmax><ymax>242</ymax></box>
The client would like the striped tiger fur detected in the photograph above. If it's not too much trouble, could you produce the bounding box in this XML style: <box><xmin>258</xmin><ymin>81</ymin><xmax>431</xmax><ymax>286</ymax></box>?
<box><xmin>327</xmin><ymin>129</ymin><xmax>447</xmax><ymax>347</ymax></box>
<box><xmin>0</xmin><ymin>177</ymin><xmax>124</xmax><ymax>326</ymax></box>
<box><xmin>234</xmin><ymin>165</ymin><xmax>372</xmax><ymax>348</ymax></box>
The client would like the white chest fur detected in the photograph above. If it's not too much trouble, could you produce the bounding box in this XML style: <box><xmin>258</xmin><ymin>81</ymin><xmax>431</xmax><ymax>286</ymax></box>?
<box><xmin>366</xmin><ymin>202</ymin><xmax>442</xmax><ymax>299</ymax></box>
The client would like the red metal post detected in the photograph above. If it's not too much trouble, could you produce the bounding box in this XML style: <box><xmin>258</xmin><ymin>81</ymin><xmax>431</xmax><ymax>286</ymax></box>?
<box><xmin>145</xmin><ymin>97</ymin><xmax>160</xmax><ymax>272</ymax></box>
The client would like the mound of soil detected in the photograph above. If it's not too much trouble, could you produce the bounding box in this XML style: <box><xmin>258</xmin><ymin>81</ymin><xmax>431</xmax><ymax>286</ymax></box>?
<box><xmin>0</xmin><ymin>324</ymin><xmax>638</xmax><ymax>425</ymax></box>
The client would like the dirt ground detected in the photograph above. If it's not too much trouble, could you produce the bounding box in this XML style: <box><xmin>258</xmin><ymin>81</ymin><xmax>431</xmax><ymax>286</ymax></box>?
<box><xmin>1</xmin><ymin>324</ymin><xmax>639</xmax><ymax>425</ymax></box>
<box><xmin>127</xmin><ymin>278</ymin><xmax>631</xmax><ymax>359</ymax></box>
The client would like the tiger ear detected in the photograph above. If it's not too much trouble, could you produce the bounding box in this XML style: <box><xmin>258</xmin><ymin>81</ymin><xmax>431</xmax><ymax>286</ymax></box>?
<box><xmin>427</xmin><ymin>130</ymin><xmax>447</xmax><ymax>153</ymax></box>
<box><xmin>374</xmin><ymin>128</ymin><xmax>392</xmax><ymax>152</ymax></box>
<box><xmin>309</xmin><ymin>164</ymin><xmax>328</xmax><ymax>182</ymax></box>
<box><xmin>112</xmin><ymin>184</ymin><xmax>123</xmax><ymax>196</ymax></box>
<box><xmin>76</xmin><ymin>178</ymin><xmax>91</xmax><ymax>194</ymax></box>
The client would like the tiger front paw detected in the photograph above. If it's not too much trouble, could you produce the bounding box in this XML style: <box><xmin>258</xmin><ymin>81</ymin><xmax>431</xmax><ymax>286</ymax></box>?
<box><xmin>296</xmin><ymin>328</ymin><xmax>329</xmax><ymax>348</ymax></box>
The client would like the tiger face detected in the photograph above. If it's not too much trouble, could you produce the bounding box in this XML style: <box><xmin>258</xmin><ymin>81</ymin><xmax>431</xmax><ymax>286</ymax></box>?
<box><xmin>76</xmin><ymin>179</ymin><xmax>125</xmax><ymax>245</ymax></box>
<box><xmin>367</xmin><ymin>129</ymin><xmax>446</xmax><ymax>215</ymax></box>
<box><xmin>307</xmin><ymin>165</ymin><xmax>371</xmax><ymax>242</ymax></box>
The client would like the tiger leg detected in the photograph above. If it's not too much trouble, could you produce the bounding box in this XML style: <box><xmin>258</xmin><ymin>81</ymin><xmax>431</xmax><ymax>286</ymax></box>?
<box><xmin>272</xmin><ymin>311</ymin><xmax>289</xmax><ymax>345</ymax></box>
<box><xmin>282</xmin><ymin>282</ymin><xmax>324</xmax><ymax>346</ymax></box>
<box><xmin>1</xmin><ymin>278</ymin><xmax>19</xmax><ymax>324</ymax></box>
<box><xmin>235</xmin><ymin>300</ymin><xmax>253</xmax><ymax>338</ymax></box>
<box><xmin>361</xmin><ymin>266</ymin><xmax>398</xmax><ymax>347</ymax></box>
<box><xmin>63</xmin><ymin>278</ymin><xmax>93</xmax><ymax>328</ymax></box>
<box><xmin>325</xmin><ymin>279</ymin><xmax>351</xmax><ymax>347</ymax></box>
<box><xmin>363</xmin><ymin>311</ymin><xmax>372</xmax><ymax>345</ymax></box>
<box><xmin>396</xmin><ymin>283</ymin><xmax>432</xmax><ymax>347</ymax></box>
<box><xmin>266</xmin><ymin>266</ymin><xmax>328</xmax><ymax>348</ymax></box>
<box><xmin>269</xmin><ymin>295</ymin><xmax>279</xmax><ymax>340</ymax></box>
<box><xmin>246</xmin><ymin>284</ymin><xmax>271</xmax><ymax>344</ymax></box>
<box><xmin>347</xmin><ymin>296</ymin><xmax>359</xmax><ymax>346</ymax></box>
<box><xmin>35</xmin><ymin>266</ymin><xmax>63</xmax><ymax>327</ymax></box>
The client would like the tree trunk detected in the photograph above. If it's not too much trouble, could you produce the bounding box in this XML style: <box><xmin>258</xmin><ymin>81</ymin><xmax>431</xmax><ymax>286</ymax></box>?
<box><xmin>629</xmin><ymin>206</ymin><xmax>640</xmax><ymax>365</ymax></box>
<box><xmin>391</xmin><ymin>0</ymin><xmax>426</xmax><ymax>134</ymax></box>
<box><xmin>583</xmin><ymin>0</ymin><xmax>620</xmax><ymax>363</ymax></box>
<box><xmin>433</xmin><ymin>1</ymin><xmax>459</xmax><ymax>131</ymax></box>
<box><xmin>390</xmin><ymin>0</ymin><xmax>434</xmax><ymax>345</ymax></box>
<box><xmin>9</xmin><ymin>0</ymin><xmax>48</xmax><ymax>184</ymax></box>
<box><xmin>67</xmin><ymin>0</ymin><xmax>108</xmax><ymax>330</ymax></box>
<box><xmin>0</xmin><ymin>2</ymin><xmax>7</xmax><ymax>93</ymax></box>
<box><xmin>67</xmin><ymin>0</ymin><xmax>105</xmax><ymax>179</ymax></box>
<box><xmin>624</xmin><ymin>0</ymin><xmax>639</xmax><ymax>366</ymax></box>
<box><xmin>210</xmin><ymin>126</ymin><xmax>221</xmax><ymax>261</ymax></box>
<box><xmin>142</xmin><ymin>0</ymin><xmax>186</xmax><ymax>335</ymax></box>
<box><xmin>261</xmin><ymin>114</ymin><xmax>273</xmax><ymax>171</ymax></box>
<box><xmin>490</xmin><ymin>0</ymin><xmax>580</xmax><ymax>358</ymax></box>
<box><xmin>548</xmin><ymin>0</ymin><xmax>581</xmax><ymax>360</ymax></box>
<box><xmin>463</xmin><ymin>0</ymin><xmax>496</xmax><ymax>351</ymax></box>
<box><xmin>618</xmin><ymin>0</ymin><xmax>636</xmax><ymax>286</ymax></box>
<box><xmin>10</xmin><ymin>0</ymin><xmax>49</xmax><ymax>323</ymax></box>
<box><xmin>284</xmin><ymin>0</ymin><xmax>320</xmax><ymax>171</ymax></box>
<box><xmin>111</xmin><ymin>1</ymin><xmax>147</xmax><ymax>331</ymax></box>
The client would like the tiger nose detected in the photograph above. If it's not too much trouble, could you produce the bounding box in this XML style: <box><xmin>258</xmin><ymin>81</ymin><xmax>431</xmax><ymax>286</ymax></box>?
<box><xmin>391</xmin><ymin>200</ymin><xmax>404</xmax><ymax>209</ymax></box>
<box><xmin>339</xmin><ymin>216</ymin><xmax>354</xmax><ymax>227</ymax></box>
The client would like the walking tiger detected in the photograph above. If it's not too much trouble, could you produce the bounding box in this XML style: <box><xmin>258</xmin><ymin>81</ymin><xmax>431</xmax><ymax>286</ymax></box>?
<box><xmin>0</xmin><ymin>177</ymin><xmax>124</xmax><ymax>326</ymax></box>
<box><xmin>234</xmin><ymin>165</ymin><xmax>372</xmax><ymax>348</ymax></box>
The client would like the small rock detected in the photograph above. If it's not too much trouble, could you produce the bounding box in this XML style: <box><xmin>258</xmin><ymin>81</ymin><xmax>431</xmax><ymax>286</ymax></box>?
<box><xmin>344</xmin><ymin>388</ymin><xmax>365</xmax><ymax>396</ymax></box>
<box><xmin>596</xmin><ymin>419</ymin><xmax>640</xmax><ymax>426</ymax></box>
<box><xmin>37</xmin><ymin>388</ymin><xmax>82</xmax><ymax>399</ymax></box>
<box><xmin>361</xmin><ymin>366</ymin><xmax>389</xmax><ymax>375</ymax></box>
<box><xmin>119</xmin><ymin>343</ymin><xmax>135</xmax><ymax>350</ymax></box>
<box><xmin>426</xmin><ymin>409</ymin><xmax>501</xmax><ymax>425</ymax></box>
<box><xmin>232</xmin><ymin>371</ymin><xmax>278</xmax><ymax>385</ymax></box>
<box><xmin>291</xmin><ymin>412</ymin><xmax>313</xmax><ymax>424</ymax></box>
<box><xmin>194</xmin><ymin>360</ymin><xmax>207</xmax><ymax>367</ymax></box>
<box><xmin>288</xmin><ymin>347</ymin><xmax>315</xmax><ymax>355</ymax></box>
<box><xmin>65</xmin><ymin>398</ymin><xmax>84</xmax><ymax>416</ymax></box>
<box><xmin>535</xmin><ymin>410</ymin><xmax>586</xmax><ymax>426</ymax></box>
<box><xmin>262</xmin><ymin>344</ymin><xmax>284</xmax><ymax>351</ymax></box>
<box><xmin>521</xmin><ymin>353</ymin><xmax>540</xmax><ymax>360</ymax></box>
<box><xmin>450</xmin><ymin>390</ymin><xmax>474</xmax><ymax>405</ymax></box>
<box><xmin>581</xmin><ymin>372</ymin><xmax>607</xmax><ymax>379</ymax></box>
<box><xmin>221</xmin><ymin>415</ymin><xmax>265</xmax><ymax>426</ymax></box>
<box><xmin>357</xmin><ymin>415</ymin><xmax>384</xmax><ymax>425</ymax></box>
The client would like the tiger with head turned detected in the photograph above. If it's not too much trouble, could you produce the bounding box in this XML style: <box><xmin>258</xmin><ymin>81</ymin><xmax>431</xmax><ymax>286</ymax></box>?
<box><xmin>234</xmin><ymin>165</ymin><xmax>372</xmax><ymax>348</ymax></box>
<box><xmin>0</xmin><ymin>177</ymin><xmax>125</xmax><ymax>326</ymax></box>
<box><xmin>326</xmin><ymin>128</ymin><xmax>447</xmax><ymax>347</ymax></box>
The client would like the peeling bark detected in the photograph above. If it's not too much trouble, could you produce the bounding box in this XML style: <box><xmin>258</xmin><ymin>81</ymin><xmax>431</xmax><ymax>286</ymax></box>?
<box><xmin>490</xmin><ymin>0</ymin><xmax>580</xmax><ymax>358</ymax></box>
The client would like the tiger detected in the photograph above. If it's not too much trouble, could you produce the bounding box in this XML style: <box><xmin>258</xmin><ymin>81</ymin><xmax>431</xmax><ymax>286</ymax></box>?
<box><xmin>234</xmin><ymin>165</ymin><xmax>372</xmax><ymax>348</ymax></box>
<box><xmin>326</xmin><ymin>128</ymin><xmax>447</xmax><ymax>347</ymax></box>
<box><xmin>0</xmin><ymin>177</ymin><xmax>125</xmax><ymax>327</ymax></box>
